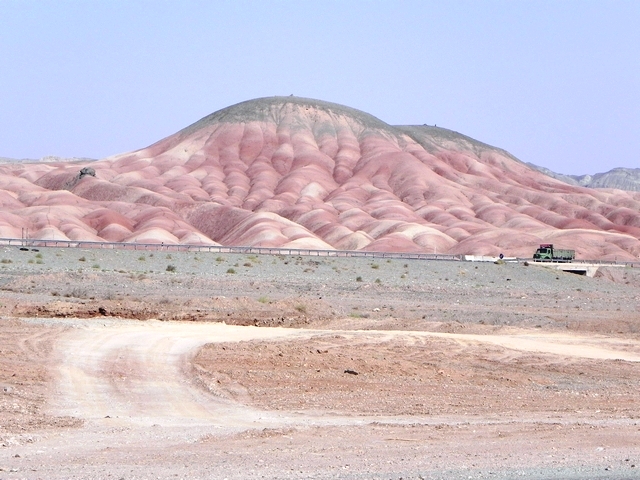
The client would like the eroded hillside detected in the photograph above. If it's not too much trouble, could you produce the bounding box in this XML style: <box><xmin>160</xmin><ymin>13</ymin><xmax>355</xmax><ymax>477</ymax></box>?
<box><xmin>1</xmin><ymin>97</ymin><xmax>639</xmax><ymax>259</ymax></box>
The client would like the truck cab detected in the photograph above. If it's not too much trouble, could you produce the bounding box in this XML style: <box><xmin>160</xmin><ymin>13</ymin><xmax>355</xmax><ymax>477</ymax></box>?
<box><xmin>533</xmin><ymin>244</ymin><xmax>554</xmax><ymax>261</ymax></box>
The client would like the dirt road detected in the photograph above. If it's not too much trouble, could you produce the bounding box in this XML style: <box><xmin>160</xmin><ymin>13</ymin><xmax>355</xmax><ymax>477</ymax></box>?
<box><xmin>50</xmin><ymin>319</ymin><xmax>640</xmax><ymax>425</ymax></box>
<box><xmin>49</xmin><ymin>320</ymin><xmax>307</xmax><ymax>429</ymax></box>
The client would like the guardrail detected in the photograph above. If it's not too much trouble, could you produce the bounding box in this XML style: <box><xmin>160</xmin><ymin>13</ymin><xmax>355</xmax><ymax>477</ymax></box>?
<box><xmin>0</xmin><ymin>237</ymin><xmax>463</xmax><ymax>262</ymax></box>
<box><xmin>2</xmin><ymin>237</ymin><xmax>638</xmax><ymax>267</ymax></box>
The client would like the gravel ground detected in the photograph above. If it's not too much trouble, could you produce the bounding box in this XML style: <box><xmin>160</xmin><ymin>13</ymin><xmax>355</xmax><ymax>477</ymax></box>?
<box><xmin>1</xmin><ymin>245</ymin><xmax>638</xmax><ymax>331</ymax></box>
<box><xmin>0</xmin><ymin>245</ymin><xmax>638</xmax><ymax>479</ymax></box>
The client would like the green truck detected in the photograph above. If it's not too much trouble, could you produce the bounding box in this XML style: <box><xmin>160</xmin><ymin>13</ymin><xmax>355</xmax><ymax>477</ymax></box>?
<box><xmin>532</xmin><ymin>244</ymin><xmax>575</xmax><ymax>262</ymax></box>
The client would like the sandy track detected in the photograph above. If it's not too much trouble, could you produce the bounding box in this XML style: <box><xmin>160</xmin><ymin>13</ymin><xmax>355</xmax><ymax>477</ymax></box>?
<box><xmin>394</xmin><ymin>330</ymin><xmax>640</xmax><ymax>362</ymax></box>
<box><xmin>48</xmin><ymin>319</ymin><xmax>640</xmax><ymax>430</ymax></box>
<box><xmin>49</xmin><ymin>321</ymin><xmax>309</xmax><ymax>428</ymax></box>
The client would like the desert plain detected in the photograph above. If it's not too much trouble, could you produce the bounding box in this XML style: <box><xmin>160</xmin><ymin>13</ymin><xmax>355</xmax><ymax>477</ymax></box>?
<box><xmin>0</xmin><ymin>245</ymin><xmax>637</xmax><ymax>479</ymax></box>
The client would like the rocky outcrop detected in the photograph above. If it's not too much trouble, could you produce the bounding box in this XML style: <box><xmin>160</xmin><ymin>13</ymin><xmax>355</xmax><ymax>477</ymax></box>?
<box><xmin>528</xmin><ymin>164</ymin><xmax>640</xmax><ymax>192</ymax></box>
<box><xmin>570</xmin><ymin>168</ymin><xmax>640</xmax><ymax>191</ymax></box>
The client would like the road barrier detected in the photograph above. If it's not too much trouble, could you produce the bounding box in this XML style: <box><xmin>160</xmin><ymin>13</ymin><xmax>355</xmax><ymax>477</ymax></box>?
<box><xmin>2</xmin><ymin>237</ymin><xmax>638</xmax><ymax>267</ymax></box>
<box><xmin>0</xmin><ymin>237</ymin><xmax>462</xmax><ymax>261</ymax></box>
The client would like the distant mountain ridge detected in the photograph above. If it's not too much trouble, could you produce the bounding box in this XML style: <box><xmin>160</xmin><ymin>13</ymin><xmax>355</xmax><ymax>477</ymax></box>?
<box><xmin>528</xmin><ymin>164</ymin><xmax>640</xmax><ymax>192</ymax></box>
<box><xmin>569</xmin><ymin>168</ymin><xmax>640</xmax><ymax>191</ymax></box>
<box><xmin>0</xmin><ymin>156</ymin><xmax>96</xmax><ymax>164</ymax></box>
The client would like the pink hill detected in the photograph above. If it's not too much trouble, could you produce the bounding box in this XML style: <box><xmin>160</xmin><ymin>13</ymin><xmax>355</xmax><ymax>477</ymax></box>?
<box><xmin>1</xmin><ymin>97</ymin><xmax>639</xmax><ymax>260</ymax></box>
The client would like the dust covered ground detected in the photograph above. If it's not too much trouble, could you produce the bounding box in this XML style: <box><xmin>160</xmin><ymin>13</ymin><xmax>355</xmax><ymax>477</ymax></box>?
<box><xmin>0</xmin><ymin>246</ymin><xmax>639</xmax><ymax>479</ymax></box>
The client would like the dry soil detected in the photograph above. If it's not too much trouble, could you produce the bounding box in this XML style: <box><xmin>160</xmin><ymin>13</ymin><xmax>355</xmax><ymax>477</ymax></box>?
<box><xmin>0</xmin><ymin>246</ymin><xmax>638</xmax><ymax>479</ymax></box>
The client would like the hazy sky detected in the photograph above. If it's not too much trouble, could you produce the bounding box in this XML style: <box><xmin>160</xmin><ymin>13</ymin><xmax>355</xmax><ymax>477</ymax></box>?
<box><xmin>1</xmin><ymin>1</ymin><xmax>638</xmax><ymax>175</ymax></box>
